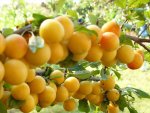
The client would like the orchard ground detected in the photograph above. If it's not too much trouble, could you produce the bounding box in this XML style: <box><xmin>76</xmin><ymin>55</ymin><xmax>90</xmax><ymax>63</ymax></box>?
<box><xmin>9</xmin><ymin>68</ymin><xmax>150</xmax><ymax>113</ymax></box>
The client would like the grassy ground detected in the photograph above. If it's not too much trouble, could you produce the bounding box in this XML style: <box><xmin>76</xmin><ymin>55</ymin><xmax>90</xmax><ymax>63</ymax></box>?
<box><xmin>8</xmin><ymin>69</ymin><xmax>150</xmax><ymax>113</ymax></box>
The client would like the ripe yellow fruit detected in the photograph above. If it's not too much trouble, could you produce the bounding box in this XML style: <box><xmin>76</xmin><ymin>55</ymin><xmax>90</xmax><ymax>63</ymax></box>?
<box><xmin>86</xmin><ymin>44</ymin><xmax>103</xmax><ymax>62</ymax></box>
<box><xmin>117</xmin><ymin>45</ymin><xmax>134</xmax><ymax>63</ymax></box>
<box><xmin>20</xmin><ymin>95</ymin><xmax>35</xmax><ymax>113</ymax></box>
<box><xmin>92</xmin><ymin>81</ymin><xmax>102</xmax><ymax>95</ymax></box>
<box><xmin>5</xmin><ymin>34</ymin><xmax>28</xmax><ymax>59</ymax></box>
<box><xmin>100</xmin><ymin>32</ymin><xmax>119</xmax><ymax>51</ymax></box>
<box><xmin>0</xmin><ymin>86</ymin><xmax>4</xmax><ymax>99</ymax></box>
<box><xmin>63</xmin><ymin>77</ymin><xmax>80</xmax><ymax>93</ymax></box>
<box><xmin>100</xmin><ymin>75</ymin><xmax>115</xmax><ymax>91</ymax></box>
<box><xmin>11</xmin><ymin>83</ymin><xmax>30</xmax><ymax>100</ymax></box>
<box><xmin>127</xmin><ymin>52</ymin><xmax>143</xmax><ymax>69</ymax></box>
<box><xmin>0</xmin><ymin>34</ymin><xmax>5</xmax><ymax>54</ymax></box>
<box><xmin>87</xmin><ymin>25</ymin><xmax>102</xmax><ymax>44</ymax></box>
<box><xmin>39</xmin><ymin>86</ymin><xmax>56</xmax><ymax>105</ymax></box>
<box><xmin>0</xmin><ymin>61</ymin><xmax>5</xmax><ymax>81</ymax></box>
<box><xmin>31</xmin><ymin>94</ymin><xmax>38</xmax><ymax>105</ymax></box>
<box><xmin>63</xmin><ymin>98</ymin><xmax>76</xmax><ymax>111</ymax></box>
<box><xmin>101</xmin><ymin>20</ymin><xmax>121</xmax><ymax>37</ymax></box>
<box><xmin>1</xmin><ymin>91</ymin><xmax>11</xmax><ymax>105</ymax></box>
<box><xmin>73</xmin><ymin>91</ymin><xmax>86</xmax><ymax>99</ymax></box>
<box><xmin>61</xmin><ymin>44</ymin><xmax>69</xmax><ymax>61</ymax></box>
<box><xmin>28</xmin><ymin>76</ymin><xmax>46</xmax><ymax>94</ymax></box>
<box><xmin>48</xmin><ymin>43</ymin><xmax>64</xmax><ymax>64</ymax></box>
<box><xmin>4</xmin><ymin>59</ymin><xmax>28</xmax><ymax>85</ymax></box>
<box><xmin>68</xmin><ymin>32</ymin><xmax>91</xmax><ymax>54</ymax></box>
<box><xmin>72</xmin><ymin>52</ymin><xmax>88</xmax><ymax>61</ymax></box>
<box><xmin>69</xmin><ymin>92</ymin><xmax>74</xmax><ymax>97</ymax></box>
<box><xmin>55</xmin><ymin>15</ymin><xmax>74</xmax><ymax>40</ymax></box>
<box><xmin>49</xmin><ymin>81</ymin><xmax>57</xmax><ymax>92</ymax></box>
<box><xmin>26</xmin><ymin>69</ymin><xmax>36</xmax><ymax>83</ymax></box>
<box><xmin>107</xmin><ymin>102</ymin><xmax>119</xmax><ymax>113</ymax></box>
<box><xmin>78</xmin><ymin>81</ymin><xmax>93</xmax><ymax>95</ymax></box>
<box><xmin>50</xmin><ymin>70</ymin><xmax>64</xmax><ymax>85</ymax></box>
<box><xmin>39</xmin><ymin>101</ymin><xmax>51</xmax><ymax>108</ymax></box>
<box><xmin>136</xmin><ymin>49</ymin><xmax>144</xmax><ymax>60</ymax></box>
<box><xmin>101</xmin><ymin>59</ymin><xmax>117</xmax><ymax>67</ymax></box>
<box><xmin>86</xmin><ymin>94</ymin><xmax>100</xmax><ymax>104</ymax></box>
<box><xmin>101</xmin><ymin>50</ymin><xmax>117</xmax><ymax>62</ymax></box>
<box><xmin>25</xmin><ymin>44</ymin><xmax>51</xmax><ymax>66</ymax></box>
<box><xmin>55</xmin><ymin>85</ymin><xmax>69</xmax><ymax>102</ymax></box>
<box><xmin>39</xmin><ymin>19</ymin><xmax>64</xmax><ymax>43</ymax></box>
<box><xmin>96</xmin><ymin>93</ymin><xmax>104</xmax><ymax>105</ymax></box>
<box><xmin>107</xmin><ymin>89</ymin><xmax>120</xmax><ymax>101</ymax></box>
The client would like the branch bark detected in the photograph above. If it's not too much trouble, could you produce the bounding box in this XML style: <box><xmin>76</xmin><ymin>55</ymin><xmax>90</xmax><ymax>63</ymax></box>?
<box><xmin>126</xmin><ymin>35</ymin><xmax>150</xmax><ymax>52</ymax></box>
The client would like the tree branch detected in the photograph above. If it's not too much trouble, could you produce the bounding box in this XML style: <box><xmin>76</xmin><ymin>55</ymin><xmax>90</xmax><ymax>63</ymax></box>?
<box><xmin>126</xmin><ymin>35</ymin><xmax>150</xmax><ymax>52</ymax></box>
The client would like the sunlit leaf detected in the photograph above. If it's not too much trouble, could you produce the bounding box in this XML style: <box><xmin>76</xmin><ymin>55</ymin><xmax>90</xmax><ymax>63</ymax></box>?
<box><xmin>68</xmin><ymin>70</ymin><xmax>91</xmax><ymax>80</ymax></box>
<box><xmin>88</xmin><ymin>13</ymin><xmax>97</xmax><ymax>24</ymax></box>
<box><xmin>2</xmin><ymin>28</ymin><xmax>14</xmax><ymax>37</ymax></box>
<box><xmin>67</xmin><ymin>10</ymin><xmax>78</xmax><ymax>20</ymax></box>
<box><xmin>114</xmin><ymin>0</ymin><xmax>126</xmax><ymax>8</ymax></box>
<box><xmin>120</xmin><ymin>33</ymin><xmax>133</xmax><ymax>46</ymax></box>
<box><xmin>123</xmin><ymin>87</ymin><xmax>150</xmax><ymax>98</ymax></box>
<box><xmin>75</xmin><ymin>25</ymin><xmax>98</xmax><ymax>36</ymax></box>
<box><xmin>55</xmin><ymin>0</ymin><xmax>66</xmax><ymax>12</ymax></box>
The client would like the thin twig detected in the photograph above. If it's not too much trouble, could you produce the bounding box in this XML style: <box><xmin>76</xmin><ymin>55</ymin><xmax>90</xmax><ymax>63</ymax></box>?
<box><xmin>121</xmin><ymin>19</ymin><xmax>128</xmax><ymax>29</ymax></box>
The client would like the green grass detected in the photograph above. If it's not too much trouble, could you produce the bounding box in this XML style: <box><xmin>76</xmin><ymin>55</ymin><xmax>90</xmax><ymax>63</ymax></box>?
<box><xmin>8</xmin><ymin>69</ymin><xmax>150</xmax><ymax>113</ymax></box>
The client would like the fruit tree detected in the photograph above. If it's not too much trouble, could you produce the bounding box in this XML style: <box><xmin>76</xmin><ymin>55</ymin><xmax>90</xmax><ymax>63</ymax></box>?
<box><xmin>0</xmin><ymin>0</ymin><xmax>150</xmax><ymax>113</ymax></box>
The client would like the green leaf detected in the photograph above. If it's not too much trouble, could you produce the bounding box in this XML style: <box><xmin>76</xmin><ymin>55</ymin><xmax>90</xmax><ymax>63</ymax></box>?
<box><xmin>144</xmin><ymin>51</ymin><xmax>150</xmax><ymax>62</ymax></box>
<box><xmin>111</xmin><ymin>69</ymin><xmax>121</xmax><ymax>79</ymax></box>
<box><xmin>99</xmin><ymin>101</ymin><xmax>108</xmax><ymax>112</ymax></box>
<box><xmin>32</xmin><ymin>13</ymin><xmax>49</xmax><ymax>27</ymax></box>
<box><xmin>87</xmin><ymin>62</ymin><xmax>100</xmax><ymax>68</ymax></box>
<box><xmin>128</xmin><ymin>0</ymin><xmax>149</xmax><ymax>8</ymax></box>
<box><xmin>91</xmin><ymin>70</ymin><xmax>100</xmax><ymax>76</ymax></box>
<box><xmin>128</xmin><ymin>106</ymin><xmax>138</xmax><ymax>113</ymax></box>
<box><xmin>116</xmin><ymin>95</ymin><xmax>128</xmax><ymax>111</ymax></box>
<box><xmin>120</xmin><ymin>33</ymin><xmax>133</xmax><ymax>46</ymax></box>
<box><xmin>43</xmin><ymin>66</ymin><xmax>53</xmax><ymax>77</ymax></box>
<box><xmin>88</xmin><ymin>13</ymin><xmax>97</xmax><ymax>24</ymax></box>
<box><xmin>7</xmin><ymin>96</ymin><xmax>25</xmax><ymax>108</ymax></box>
<box><xmin>89</xmin><ymin>103</ymin><xmax>96</xmax><ymax>111</ymax></box>
<box><xmin>68</xmin><ymin>70</ymin><xmax>92</xmax><ymax>80</ymax></box>
<box><xmin>36</xmin><ymin>106</ymin><xmax>42</xmax><ymax>112</ymax></box>
<box><xmin>75</xmin><ymin>25</ymin><xmax>98</xmax><ymax>37</ymax></box>
<box><xmin>0</xmin><ymin>101</ymin><xmax>7</xmax><ymax>113</ymax></box>
<box><xmin>67</xmin><ymin>10</ymin><xmax>78</xmax><ymax>20</ymax></box>
<box><xmin>144</xmin><ymin>10</ymin><xmax>150</xmax><ymax>19</ymax></box>
<box><xmin>114</xmin><ymin>0</ymin><xmax>127</xmax><ymax>8</ymax></box>
<box><xmin>123</xmin><ymin>87</ymin><xmax>150</xmax><ymax>98</ymax></box>
<box><xmin>28</xmin><ymin>34</ymin><xmax>44</xmax><ymax>53</ymax></box>
<box><xmin>100</xmin><ymin>68</ymin><xmax>109</xmax><ymax>80</ymax></box>
<box><xmin>3</xmin><ymin>83</ymin><xmax>12</xmax><ymax>90</ymax></box>
<box><xmin>55</xmin><ymin>0</ymin><xmax>66</xmax><ymax>12</ymax></box>
<box><xmin>78</xmin><ymin>99</ymin><xmax>90</xmax><ymax>113</ymax></box>
<box><xmin>2</xmin><ymin>28</ymin><xmax>14</xmax><ymax>37</ymax></box>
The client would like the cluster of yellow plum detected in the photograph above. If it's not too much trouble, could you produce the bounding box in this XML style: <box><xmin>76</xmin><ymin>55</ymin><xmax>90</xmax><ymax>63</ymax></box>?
<box><xmin>39</xmin><ymin>16</ymin><xmax>144</xmax><ymax>69</ymax></box>
<box><xmin>0</xmin><ymin>15</ymin><xmax>145</xmax><ymax>113</ymax></box>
